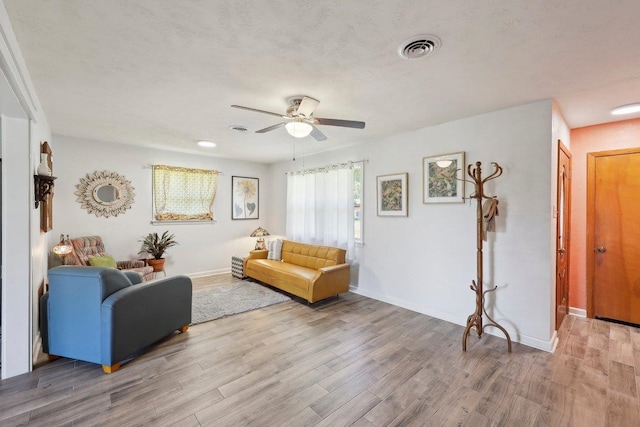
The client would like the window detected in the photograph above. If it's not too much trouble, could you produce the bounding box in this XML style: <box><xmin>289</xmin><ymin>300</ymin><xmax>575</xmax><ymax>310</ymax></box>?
<box><xmin>152</xmin><ymin>165</ymin><xmax>219</xmax><ymax>222</ymax></box>
<box><xmin>286</xmin><ymin>162</ymin><xmax>355</xmax><ymax>257</ymax></box>
<box><xmin>353</xmin><ymin>161</ymin><xmax>364</xmax><ymax>244</ymax></box>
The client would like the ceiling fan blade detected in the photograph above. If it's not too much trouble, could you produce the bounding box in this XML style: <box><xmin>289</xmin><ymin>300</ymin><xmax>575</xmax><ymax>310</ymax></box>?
<box><xmin>255</xmin><ymin>122</ymin><xmax>285</xmax><ymax>133</ymax></box>
<box><xmin>314</xmin><ymin>117</ymin><xmax>366</xmax><ymax>129</ymax></box>
<box><xmin>231</xmin><ymin>105</ymin><xmax>284</xmax><ymax>118</ymax></box>
<box><xmin>310</xmin><ymin>125</ymin><xmax>327</xmax><ymax>141</ymax></box>
<box><xmin>297</xmin><ymin>96</ymin><xmax>320</xmax><ymax>118</ymax></box>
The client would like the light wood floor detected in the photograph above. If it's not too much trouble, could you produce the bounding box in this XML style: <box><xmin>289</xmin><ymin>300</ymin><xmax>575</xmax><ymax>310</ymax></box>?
<box><xmin>2</xmin><ymin>275</ymin><xmax>640</xmax><ymax>426</ymax></box>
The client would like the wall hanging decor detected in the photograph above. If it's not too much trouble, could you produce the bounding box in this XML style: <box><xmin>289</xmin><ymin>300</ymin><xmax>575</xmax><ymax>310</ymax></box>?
<box><xmin>35</xmin><ymin>141</ymin><xmax>55</xmax><ymax>231</ymax></box>
<box><xmin>232</xmin><ymin>176</ymin><xmax>259</xmax><ymax>220</ymax></box>
<box><xmin>34</xmin><ymin>175</ymin><xmax>55</xmax><ymax>208</ymax></box>
<box><xmin>75</xmin><ymin>170</ymin><xmax>135</xmax><ymax>218</ymax></box>
<box><xmin>376</xmin><ymin>173</ymin><xmax>408</xmax><ymax>216</ymax></box>
<box><xmin>423</xmin><ymin>151</ymin><xmax>465</xmax><ymax>204</ymax></box>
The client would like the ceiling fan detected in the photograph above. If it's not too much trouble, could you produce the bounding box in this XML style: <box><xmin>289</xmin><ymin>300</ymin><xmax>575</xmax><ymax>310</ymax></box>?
<box><xmin>231</xmin><ymin>96</ymin><xmax>365</xmax><ymax>141</ymax></box>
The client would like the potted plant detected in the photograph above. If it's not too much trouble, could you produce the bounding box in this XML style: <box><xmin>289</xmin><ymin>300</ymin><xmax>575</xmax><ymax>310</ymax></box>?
<box><xmin>138</xmin><ymin>231</ymin><xmax>178</xmax><ymax>272</ymax></box>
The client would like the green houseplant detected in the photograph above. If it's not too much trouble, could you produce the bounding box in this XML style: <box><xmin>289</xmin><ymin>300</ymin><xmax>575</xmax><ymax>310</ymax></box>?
<box><xmin>138</xmin><ymin>231</ymin><xmax>178</xmax><ymax>272</ymax></box>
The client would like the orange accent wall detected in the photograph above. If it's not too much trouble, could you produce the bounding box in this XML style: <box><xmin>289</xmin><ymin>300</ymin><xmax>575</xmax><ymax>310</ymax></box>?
<box><xmin>569</xmin><ymin>118</ymin><xmax>640</xmax><ymax>309</ymax></box>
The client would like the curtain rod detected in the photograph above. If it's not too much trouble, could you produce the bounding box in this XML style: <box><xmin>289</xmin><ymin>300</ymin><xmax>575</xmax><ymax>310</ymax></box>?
<box><xmin>142</xmin><ymin>164</ymin><xmax>224</xmax><ymax>174</ymax></box>
<box><xmin>284</xmin><ymin>159</ymin><xmax>368</xmax><ymax>175</ymax></box>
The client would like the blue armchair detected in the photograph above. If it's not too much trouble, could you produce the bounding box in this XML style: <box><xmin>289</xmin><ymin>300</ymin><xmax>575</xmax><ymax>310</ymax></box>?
<box><xmin>41</xmin><ymin>266</ymin><xmax>192</xmax><ymax>373</ymax></box>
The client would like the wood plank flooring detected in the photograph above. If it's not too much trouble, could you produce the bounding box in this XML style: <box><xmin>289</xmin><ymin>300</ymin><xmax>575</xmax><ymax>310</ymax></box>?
<box><xmin>2</xmin><ymin>275</ymin><xmax>640</xmax><ymax>426</ymax></box>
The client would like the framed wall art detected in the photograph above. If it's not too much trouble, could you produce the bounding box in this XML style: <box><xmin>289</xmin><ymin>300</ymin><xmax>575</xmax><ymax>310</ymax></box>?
<box><xmin>232</xmin><ymin>176</ymin><xmax>259</xmax><ymax>219</ymax></box>
<box><xmin>423</xmin><ymin>151</ymin><xmax>465</xmax><ymax>204</ymax></box>
<box><xmin>376</xmin><ymin>173</ymin><xmax>408</xmax><ymax>216</ymax></box>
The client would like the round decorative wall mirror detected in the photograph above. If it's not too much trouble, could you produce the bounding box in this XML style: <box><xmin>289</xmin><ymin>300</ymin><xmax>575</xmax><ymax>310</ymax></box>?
<box><xmin>75</xmin><ymin>170</ymin><xmax>135</xmax><ymax>217</ymax></box>
<box><xmin>94</xmin><ymin>184</ymin><xmax>119</xmax><ymax>204</ymax></box>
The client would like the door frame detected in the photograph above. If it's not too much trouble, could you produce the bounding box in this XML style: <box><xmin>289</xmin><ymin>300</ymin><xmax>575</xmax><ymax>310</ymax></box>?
<box><xmin>586</xmin><ymin>147</ymin><xmax>640</xmax><ymax>318</ymax></box>
<box><xmin>556</xmin><ymin>140</ymin><xmax>571</xmax><ymax>329</ymax></box>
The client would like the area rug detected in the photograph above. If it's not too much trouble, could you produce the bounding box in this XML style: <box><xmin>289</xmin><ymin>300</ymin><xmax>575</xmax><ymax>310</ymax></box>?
<box><xmin>191</xmin><ymin>281</ymin><xmax>291</xmax><ymax>325</ymax></box>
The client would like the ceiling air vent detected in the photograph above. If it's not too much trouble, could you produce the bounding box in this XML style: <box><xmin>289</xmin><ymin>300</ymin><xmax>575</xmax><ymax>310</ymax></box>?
<box><xmin>398</xmin><ymin>35</ymin><xmax>441</xmax><ymax>60</ymax></box>
<box><xmin>229</xmin><ymin>126</ymin><xmax>248</xmax><ymax>133</ymax></box>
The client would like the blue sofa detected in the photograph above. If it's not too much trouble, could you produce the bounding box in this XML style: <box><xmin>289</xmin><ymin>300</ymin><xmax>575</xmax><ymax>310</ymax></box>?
<box><xmin>41</xmin><ymin>266</ymin><xmax>192</xmax><ymax>373</ymax></box>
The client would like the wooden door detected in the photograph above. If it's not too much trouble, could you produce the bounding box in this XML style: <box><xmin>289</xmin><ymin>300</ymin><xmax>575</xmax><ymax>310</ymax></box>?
<box><xmin>587</xmin><ymin>148</ymin><xmax>640</xmax><ymax>324</ymax></box>
<box><xmin>556</xmin><ymin>141</ymin><xmax>571</xmax><ymax>330</ymax></box>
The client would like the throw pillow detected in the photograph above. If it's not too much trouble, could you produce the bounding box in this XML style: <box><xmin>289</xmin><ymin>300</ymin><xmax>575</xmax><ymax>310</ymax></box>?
<box><xmin>88</xmin><ymin>254</ymin><xmax>117</xmax><ymax>268</ymax></box>
<box><xmin>267</xmin><ymin>240</ymin><xmax>276</xmax><ymax>260</ymax></box>
<box><xmin>267</xmin><ymin>239</ymin><xmax>283</xmax><ymax>261</ymax></box>
<box><xmin>274</xmin><ymin>239</ymin><xmax>283</xmax><ymax>260</ymax></box>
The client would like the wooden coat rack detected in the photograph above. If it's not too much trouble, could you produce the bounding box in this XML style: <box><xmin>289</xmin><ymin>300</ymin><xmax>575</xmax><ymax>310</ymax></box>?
<box><xmin>462</xmin><ymin>161</ymin><xmax>512</xmax><ymax>352</ymax></box>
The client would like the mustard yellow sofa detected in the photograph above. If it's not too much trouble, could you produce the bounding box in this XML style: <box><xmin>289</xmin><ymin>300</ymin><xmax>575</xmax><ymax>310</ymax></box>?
<box><xmin>243</xmin><ymin>240</ymin><xmax>350</xmax><ymax>303</ymax></box>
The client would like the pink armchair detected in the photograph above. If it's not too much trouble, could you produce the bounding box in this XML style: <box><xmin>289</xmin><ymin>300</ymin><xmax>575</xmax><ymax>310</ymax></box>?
<box><xmin>67</xmin><ymin>236</ymin><xmax>154</xmax><ymax>281</ymax></box>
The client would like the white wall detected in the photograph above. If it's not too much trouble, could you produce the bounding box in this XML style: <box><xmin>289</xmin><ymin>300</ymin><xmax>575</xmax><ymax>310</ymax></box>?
<box><xmin>30</xmin><ymin>120</ymin><xmax>53</xmax><ymax>364</ymax></box>
<box><xmin>1</xmin><ymin>114</ymin><xmax>31</xmax><ymax>377</ymax></box>
<box><xmin>0</xmin><ymin>1</ymin><xmax>53</xmax><ymax>378</ymax></box>
<box><xmin>268</xmin><ymin>100</ymin><xmax>558</xmax><ymax>351</ymax></box>
<box><xmin>51</xmin><ymin>135</ymin><xmax>269</xmax><ymax>276</ymax></box>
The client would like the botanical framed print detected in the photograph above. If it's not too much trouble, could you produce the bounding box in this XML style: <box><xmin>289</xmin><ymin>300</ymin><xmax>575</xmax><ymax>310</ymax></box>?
<box><xmin>232</xmin><ymin>176</ymin><xmax>259</xmax><ymax>219</ymax></box>
<box><xmin>377</xmin><ymin>173</ymin><xmax>408</xmax><ymax>216</ymax></box>
<box><xmin>423</xmin><ymin>152</ymin><xmax>465</xmax><ymax>204</ymax></box>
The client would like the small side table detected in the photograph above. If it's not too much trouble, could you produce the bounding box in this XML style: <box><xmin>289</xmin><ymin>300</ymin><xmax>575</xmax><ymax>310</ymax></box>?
<box><xmin>231</xmin><ymin>255</ymin><xmax>246</xmax><ymax>279</ymax></box>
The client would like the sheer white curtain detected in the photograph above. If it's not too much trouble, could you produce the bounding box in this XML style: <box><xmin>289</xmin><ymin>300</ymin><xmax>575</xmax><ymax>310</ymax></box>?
<box><xmin>286</xmin><ymin>163</ymin><xmax>355</xmax><ymax>258</ymax></box>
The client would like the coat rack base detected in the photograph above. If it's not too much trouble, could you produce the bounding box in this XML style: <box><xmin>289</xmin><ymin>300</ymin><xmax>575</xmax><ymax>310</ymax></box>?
<box><xmin>462</xmin><ymin>282</ymin><xmax>512</xmax><ymax>352</ymax></box>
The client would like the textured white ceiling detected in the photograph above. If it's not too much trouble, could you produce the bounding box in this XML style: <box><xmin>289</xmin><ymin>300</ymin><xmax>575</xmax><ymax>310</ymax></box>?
<box><xmin>5</xmin><ymin>0</ymin><xmax>640</xmax><ymax>163</ymax></box>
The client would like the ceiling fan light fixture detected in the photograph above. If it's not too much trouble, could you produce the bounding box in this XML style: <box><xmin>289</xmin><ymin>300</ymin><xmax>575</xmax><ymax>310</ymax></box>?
<box><xmin>611</xmin><ymin>103</ymin><xmax>640</xmax><ymax>115</ymax></box>
<box><xmin>285</xmin><ymin>119</ymin><xmax>313</xmax><ymax>138</ymax></box>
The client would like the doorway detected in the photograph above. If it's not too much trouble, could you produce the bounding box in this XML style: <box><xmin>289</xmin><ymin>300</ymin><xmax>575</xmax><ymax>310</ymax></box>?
<box><xmin>556</xmin><ymin>141</ymin><xmax>571</xmax><ymax>330</ymax></box>
<box><xmin>587</xmin><ymin>148</ymin><xmax>640</xmax><ymax>324</ymax></box>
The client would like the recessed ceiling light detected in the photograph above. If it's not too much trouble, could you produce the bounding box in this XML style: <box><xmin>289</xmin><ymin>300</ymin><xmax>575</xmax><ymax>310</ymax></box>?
<box><xmin>197</xmin><ymin>140</ymin><xmax>217</xmax><ymax>148</ymax></box>
<box><xmin>611</xmin><ymin>103</ymin><xmax>640</xmax><ymax>115</ymax></box>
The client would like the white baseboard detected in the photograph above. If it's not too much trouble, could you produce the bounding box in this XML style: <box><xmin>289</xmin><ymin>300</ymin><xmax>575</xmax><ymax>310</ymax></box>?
<box><xmin>32</xmin><ymin>330</ymin><xmax>42</xmax><ymax>366</ymax></box>
<box><xmin>569</xmin><ymin>307</ymin><xmax>587</xmax><ymax>318</ymax></box>
<box><xmin>188</xmin><ymin>268</ymin><xmax>231</xmax><ymax>279</ymax></box>
<box><xmin>508</xmin><ymin>330</ymin><xmax>558</xmax><ymax>353</ymax></box>
<box><xmin>349</xmin><ymin>285</ymin><xmax>557</xmax><ymax>353</ymax></box>
<box><xmin>548</xmin><ymin>331</ymin><xmax>559</xmax><ymax>353</ymax></box>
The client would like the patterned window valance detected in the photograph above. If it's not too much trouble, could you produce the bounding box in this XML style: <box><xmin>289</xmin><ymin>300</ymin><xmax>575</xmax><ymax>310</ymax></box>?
<box><xmin>152</xmin><ymin>165</ymin><xmax>219</xmax><ymax>221</ymax></box>
<box><xmin>286</xmin><ymin>161</ymin><xmax>354</xmax><ymax>176</ymax></box>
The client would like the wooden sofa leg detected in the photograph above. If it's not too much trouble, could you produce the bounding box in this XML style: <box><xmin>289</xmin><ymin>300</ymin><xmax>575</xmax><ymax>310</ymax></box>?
<box><xmin>102</xmin><ymin>362</ymin><xmax>121</xmax><ymax>374</ymax></box>
<box><xmin>47</xmin><ymin>354</ymin><xmax>60</xmax><ymax>362</ymax></box>
<box><xmin>179</xmin><ymin>324</ymin><xmax>189</xmax><ymax>333</ymax></box>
